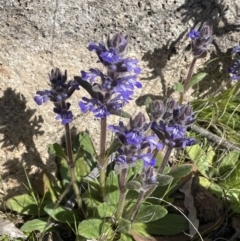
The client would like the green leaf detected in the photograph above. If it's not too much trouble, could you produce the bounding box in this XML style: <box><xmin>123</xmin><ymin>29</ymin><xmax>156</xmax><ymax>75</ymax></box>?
<box><xmin>198</xmin><ymin>176</ymin><xmax>223</xmax><ymax>197</ymax></box>
<box><xmin>48</xmin><ymin>143</ymin><xmax>67</xmax><ymax>161</ymax></box>
<box><xmin>132</xmin><ymin>214</ymin><xmax>189</xmax><ymax>236</ymax></box>
<box><xmin>42</xmin><ymin>172</ymin><xmax>61</xmax><ymax>202</ymax></box>
<box><xmin>82</xmin><ymin>180</ymin><xmax>102</xmax><ymax>209</ymax></box>
<box><xmin>106</xmin><ymin>170</ymin><xmax>119</xmax><ymax>189</ymax></box>
<box><xmin>173</xmin><ymin>82</ymin><xmax>183</xmax><ymax>92</ymax></box>
<box><xmin>156</xmin><ymin>152</ymin><xmax>164</xmax><ymax>169</ymax></box>
<box><xmin>186</xmin><ymin>144</ymin><xmax>204</xmax><ymax>161</ymax></box>
<box><xmin>219</xmin><ymin>151</ymin><xmax>240</xmax><ymax>175</ymax></box>
<box><xmin>98</xmin><ymin>203</ymin><xmax>116</xmax><ymax>218</ymax></box>
<box><xmin>6</xmin><ymin>194</ymin><xmax>49</xmax><ymax>216</ymax></box>
<box><xmin>111</xmin><ymin>110</ymin><xmax>131</xmax><ymax>118</ymax></box>
<box><xmin>188</xmin><ymin>72</ymin><xmax>207</xmax><ymax>88</ymax></box>
<box><xmin>186</xmin><ymin>145</ymin><xmax>214</xmax><ymax>178</ymax></box>
<box><xmin>218</xmin><ymin>161</ymin><xmax>240</xmax><ymax>202</ymax></box>
<box><xmin>126</xmin><ymin>181</ymin><xmax>142</xmax><ymax>190</ymax></box>
<box><xmin>144</xmin><ymin>97</ymin><xmax>153</xmax><ymax>116</ymax></box>
<box><xmin>106</xmin><ymin>140</ymin><xmax>121</xmax><ymax>158</ymax></box>
<box><xmin>74</xmin><ymin>76</ymin><xmax>98</xmax><ymax>99</ymax></box>
<box><xmin>78</xmin><ymin>219</ymin><xmax>111</xmax><ymax>239</ymax></box>
<box><xmin>21</xmin><ymin>219</ymin><xmax>48</xmax><ymax>233</ymax></box>
<box><xmin>119</xmin><ymin>233</ymin><xmax>133</xmax><ymax>241</ymax></box>
<box><xmin>57</xmin><ymin>158</ymin><xmax>71</xmax><ymax>187</ymax></box>
<box><xmin>108</xmin><ymin>190</ymin><xmax>120</xmax><ymax>205</ymax></box>
<box><xmin>75</xmin><ymin>157</ymin><xmax>91</xmax><ymax>177</ymax></box>
<box><xmin>168</xmin><ymin>165</ymin><xmax>193</xmax><ymax>179</ymax></box>
<box><xmin>79</xmin><ymin>132</ymin><xmax>97</xmax><ymax>156</ymax></box>
<box><xmin>157</xmin><ymin>175</ymin><xmax>173</xmax><ymax>186</ymax></box>
<box><xmin>133</xmin><ymin>204</ymin><xmax>167</xmax><ymax>223</ymax></box>
<box><xmin>128</xmin><ymin>160</ymin><xmax>144</xmax><ymax>178</ymax></box>
<box><xmin>106</xmin><ymin>171</ymin><xmax>121</xmax><ymax>204</ymax></box>
<box><xmin>118</xmin><ymin>218</ymin><xmax>131</xmax><ymax>234</ymax></box>
<box><xmin>44</xmin><ymin>204</ymin><xmax>80</xmax><ymax>223</ymax></box>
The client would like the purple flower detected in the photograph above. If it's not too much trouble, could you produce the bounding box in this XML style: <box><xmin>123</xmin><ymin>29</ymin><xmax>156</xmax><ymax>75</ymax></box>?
<box><xmin>143</xmin><ymin>135</ymin><xmax>163</xmax><ymax>151</ymax></box>
<box><xmin>107</xmin><ymin>32</ymin><xmax>128</xmax><ymax>55</ymax></box>
<box><xmin>88</xmin><ymin>42</ymin><xmax>107</xmax><ymax>55</ymax></box>
<box><xmin>55</xmin><ymin>110</ymin><xmax>73</xmax><ymax>125</ymax></box>
<box><xmin>140</xmin><ymin>153</ymin><xmax>156</xmax><ymax>167</ymax></box>
<box><xmin>232</xmin><ymin>45</ymin><xmax>240</xmax><ymax>54</ymax></box>
<box><xmin>100</xmin><ymin>49</ymin><xmax>120</xmax><ymax>64</ymax></box>
<box><xmin>49</xmin><ymin>68</ymin><xmax>67</xmax><ymax>87</ymax></box>
<box><xmin>125</xmin><ymin>130</ymin><xmax>143</xmax><ymax>147</ymax></box>
<box><xmin>190</xmin><ymin>22</ymin><xmax>214</xmax><ymax>58</ymax></box>
<box><xmin>79</xmin><ymin>95</ymin><xmax>127</xmax><ymax>118</ymax></box>
<box><xmin>34</xmin><ymin>90</ymin><xmax>50</xmax><ymax>105</ymax></box>
<box><xmin>121</xmin><ymin>58</ymin><xmax>142</xmax><ymax>74</ymax></box>
<box><xmin>109</xmin><ymin>114</ymin><xmax>162</xmax><ymax>167</ymax></box>
<box><xmin>228</xmin><ymin>59</ymin><xmax>240</xmax><ymax>81</ymax></box>
<box><xmin>79</xmin><ymin>97</ymin><xmax>99</xmax><ymax>113</ymax></box>
<box><xmin>150</xmin><ymin>100</ymin><xmax>165</xmax><ymax>121</ymax></box>
<box><xmin>33</xmin><ymin>68</ymin><xmax>80</xmax><ymax>125</ymax></box>
<box><xmin>141</xmin><ymin>158</ymin><xmax>158</xmax><ymax>186</ymax></box>
<box><xmin>171</xmin><ymin>103</ymin><xmax>195</xmax><ymax>126</ymax></box>
<box><xmin>81</xmin><ymin>69</ymin><xmax>103</xmax><ymax>83</ymax></box>
<box><xmin>150</xmin><ymin>98</ymin><xmax>196</xmax><ymax>148</ymax></box>
<box><xmin>117</xmin><ymin>75</ymin><xmax>142</xmax><ymax>89</ymax></box>
<box><xmin>53</xmin><ymin>103</ymin><xmax>73</xmax><ymax>125</ymax></box>
<box><xmin>151</xmin><ymin>121</ymin><xmax>195</xmax><ymax>148</ymax></box>
<box><xmin>188</xmin><ymin>30</ymin><xmax>200</xmax><ymax>40</ymax></box>
<box><xmin>143</xmin><ymin>165</ymin><xmax>157</xmax><ymax>185</ymax></box>
<box><xmin>34</xmin><ymin>68</ymin><xmax>79</xmax><ymax>104</ymax></box>
<box><xmin>79</xmin><ymin>33</ymin><xmax>142</xmax><ymax>118</ymax></box>
<box><xmin>67</xmin><ymin>80</ymin><xmax>80</xmax><ymax>90</ymax></box>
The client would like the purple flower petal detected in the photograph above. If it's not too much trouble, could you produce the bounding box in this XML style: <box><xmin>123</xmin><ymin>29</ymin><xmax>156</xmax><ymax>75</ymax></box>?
<box><xmin>100</xmin><ymin>49</ymin><xmax>120</xmax><ymax>64</ymax></box>
<box><xmin>67</xmin><ymin>80</ymin><xmax>80</xmax><ymax>90</ymax></box>
<box><xmin>81</xmin><ymin>68</ymin><xmax>103</xmax><ymax>83</ymax></box>
<box><xmin>122</xmin><ymin>58</ymin><xmax>142</xmax><ymax>74</ymax></box>
<box><xmin>55</xmin><ymin>109</ymin><xmax>73</xmax><ymax>125</ymax></box>
<box><xmin>88</xmin><ymin>42</ymin><xmax>107</xmax><ymax>53</ymax></box>
<box><xmin>188</xmin><ymin>30</ymin><xmax>200</xmax><ymax>40</ymax></box>
<box><xmin>232</xmin><ymin>45</ymin><xmax>240</xmax><ymax>54</ymax></box>
<box><xmin>34</xmin><ymin>90</ymin><xmax>50</xmax><ymax>105</ymax></box>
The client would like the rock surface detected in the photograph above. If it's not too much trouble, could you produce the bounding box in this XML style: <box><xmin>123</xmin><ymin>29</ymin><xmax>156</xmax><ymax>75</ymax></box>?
<box><xmin>0</xmin><ymin>0</ymin><xmax>239</xmax><ymax>197</ymax></box>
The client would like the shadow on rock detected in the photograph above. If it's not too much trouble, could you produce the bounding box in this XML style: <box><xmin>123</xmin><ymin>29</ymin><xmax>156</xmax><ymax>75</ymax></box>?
<box><xmin>0</xmin><ymin>88</ymin><xmax>46</xmax><ymax>197</ymax></box>
<box><xmin>176</xmin><ymin>0</ymin><xmax>240</xmax><ymax>36</ymax></box>
<box><xmin>192</xmin><ymin>44</ymin><xmax>233</xmax><ymax>98</ymax></box>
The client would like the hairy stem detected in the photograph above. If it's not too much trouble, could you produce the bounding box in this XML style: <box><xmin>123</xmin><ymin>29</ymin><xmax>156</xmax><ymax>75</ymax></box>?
<box><xmin>99</xmin><ymin>117</ymin><xmax>107</xmax><ymax>200</ymax></box>
<box><xmin>158</xmin><ymin>146</ymin><xmax>174</xmax><ymax>174</ymax></box>
<box><xmin>64</xmin><ymin>122</ymin><xmax>82</xmax><ymax>208</ymax></box>
<box><xmin>115</xmin><ymin>168</ymin><xmax>128</xmax><ymax>221</ymax></box>
<box><xmin>60</xmin><ymin>100</ymin><xmax>82</xmax><ymax>208</ymax></box>
<box><xmin>179</xmin><ymin>57</ymin><xmax>197</xmax><ymax>104</ymax></box>
<box><xmin>142</xmin><ymin>146</ymin><xmax>174</xmax><ymax>205</ymax></box>
<box><xmin>130</xmin><ymin>189</ymin><xmax>145</xmax><ymax>222</ymax></box>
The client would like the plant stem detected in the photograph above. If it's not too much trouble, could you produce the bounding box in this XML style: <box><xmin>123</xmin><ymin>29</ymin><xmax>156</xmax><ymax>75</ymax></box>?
<box><xmin>99</xmin><ymin>117</ymin><xmax>107</xmax><ymax>200</ymax></box>
<box><xmin>64</xmin><ymin>122</ymin><xmax>82</xmax><ymax>208</ymax></box>
<box><xmin>142</xmin><ymin>146</ymin><xmax>174</xmax><ymax>206</ymax></box>
<box><xmin>130</xmin><ymin>189</ymin><xmax>145</xmax><ymax>222</ymax></box>
<box><xmin>115</xmin><ymin>168</ymin><xmax>128</xmax><ymax>221</ymax></box>
<box><xmin>192</xmin><ymin>124</ymin><xmax>240</xmax><ymax>152</ymax></box>
<box><xmin>60</xmin><ymin>100</ymin><xmax>81</xmax><ymax>208</ymax></box>
<box><xmin>158</xmin><ymin>146</ymin><xmax>174</xmax><ymax>174</ymax></box>
<box><xmin>179</xmin><ymin>57</ymin><xmax>197</xmax><ymax>104</ymax></box>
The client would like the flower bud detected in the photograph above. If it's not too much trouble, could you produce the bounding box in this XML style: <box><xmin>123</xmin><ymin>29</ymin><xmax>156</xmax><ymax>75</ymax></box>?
<box><xmin>107</xmin><ymin>32</ymin><xmax>128</xmax><ymax>55</ymax></box>
<box><xmin>190</xmin><ymin>22</ymin><xmax>214</xmax><ymax>58</ymax></box>
<box><xmin>151</xmin><ymin>100</ymin><xmax>165</xmax><ymax>121</ymax></box>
